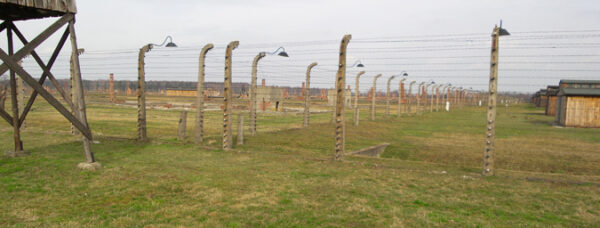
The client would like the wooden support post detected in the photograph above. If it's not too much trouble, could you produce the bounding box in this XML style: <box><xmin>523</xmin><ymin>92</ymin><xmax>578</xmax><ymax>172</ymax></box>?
<box><xmin>237</xmin><ymin>114</ymin><xmax>244</xmax><ymax>145</ymax></box>
<box><xmin>250</xmin><ymin>52</ymin><xmax>265</xmax><ymax>135</ymax></box>
<box><xmin>7</xmin><ymin>24</ymin><xmax>23</xmax><ymax>152</ymax></box>
<box><xmin>304</xmin><ymin>62</ymin><xmax>317</xmax><ymax>127</ymax></box>
<box><xmin>223</xmin><ymin>41</ymin><xmax>239</xmax><ymax>151</ymax></box>
<box><xmin>178</xmin><ymin>111</ymin><xmax>187</xmax><ymax>141</ymax></box>
<box><xmin>195</xmin><ymin>43</ymin><xmax>213</xmax><ymax>144</ymax></box>
<box><xmin>370</xmin><ymin>74</ymin><xmax>382</xmax><ymax>121</ymax></box>
<box><xmin>16</xmin><ymin>60</ymin><xmax>24</xmax><ymax>129</ymax></box>
<box><xmin>0</xmin><ymin>84</ymin><xmax>6</xmax><ymax>111</ymax></box>
<box><xmin>109</xmin><ymin>73</ymin><xmax>114</xmax><ymax>103</ymax></box>
<box><xmin>353</xmin><ymin>71</ymin><xmax>365</xmax><ymax>126</ymax></box>
<box><xmin>69</xmin><ymin>50</ymin><xmax>80</xmax><ymax>135</ymax></box>
<box><xmin>385</xmin><ymin>76</ymin><xmax>395</xmax><ymax>118</ymax></box>
<box><xmin>483</xmin><ymin>25</ymin><xmax>506</xmax><ymax>176</ymax></box>
<box><xmin>334</xmin><ymin>34</ymin><xmax>351</xmax><ymax>161</ymax></box>
<box><xmin>137</xmin><ymin>44</ymin><xmax>151</xmax><ymax>141</ymax></box>
<box><xmin>68</xmin><ymin>19</ymin><xmax>96</xmax><ymax>164</ymax></box>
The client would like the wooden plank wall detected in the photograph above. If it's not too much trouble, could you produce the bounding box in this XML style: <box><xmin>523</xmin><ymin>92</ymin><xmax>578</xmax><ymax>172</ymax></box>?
<box><xmin>546</xmin><ymin>96</ymin><xmax>557</xmax><ymax>116</ymax></box>
<box><xmin>565</xmin><ymin>96</ymin><xmax>600</xmax><ymax>128</ymax></box>
<box><xmin>165</xmin><ymin>90</ymin><xmax>197</xmax><ymax>97</ymax></box>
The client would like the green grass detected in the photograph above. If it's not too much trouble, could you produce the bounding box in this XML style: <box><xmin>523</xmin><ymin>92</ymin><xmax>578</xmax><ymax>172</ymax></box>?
<box><xmin>1</xmin><ymin>95</ymin><xmax>599</xmax><ymax>227</ymax></box>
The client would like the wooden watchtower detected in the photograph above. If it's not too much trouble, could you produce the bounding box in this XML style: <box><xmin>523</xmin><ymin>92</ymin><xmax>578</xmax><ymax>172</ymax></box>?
<box><xmin>0</xmin><ymin>0</ymin><xmax>97</xmax><ymax>166</ymax></box>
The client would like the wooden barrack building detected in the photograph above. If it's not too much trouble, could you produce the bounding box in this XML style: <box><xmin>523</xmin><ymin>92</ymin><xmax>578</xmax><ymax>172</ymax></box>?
<box><xmin>555</xmin><ymin>88</ymin><xmax>600</xmax><ymax>128</ymax></box>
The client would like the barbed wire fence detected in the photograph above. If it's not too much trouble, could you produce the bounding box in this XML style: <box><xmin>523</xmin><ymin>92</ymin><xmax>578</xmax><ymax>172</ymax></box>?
<box><xmin>2</xmin><ymin>28</ymin><xmax>599</xmax><ymax>175</ymax></box>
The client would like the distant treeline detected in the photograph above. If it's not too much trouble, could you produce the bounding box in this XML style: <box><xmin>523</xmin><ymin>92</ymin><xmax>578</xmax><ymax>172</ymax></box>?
<box><xmin>0</xmin><ymin>78</ymin><xmax>326</xmax><ymax>96</ymax></box>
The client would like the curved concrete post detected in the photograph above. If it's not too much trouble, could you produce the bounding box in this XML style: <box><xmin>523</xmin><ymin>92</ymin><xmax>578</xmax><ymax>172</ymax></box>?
<box><xmin>334</xmin><ymin>34</ymin><xmax>352</xmax><ymax>161</ymax></box>
<box><xmin>223</xmin><ymin>41</ymin><xmax>239</xmax><ymax>151</ymax></box>
<box><xmin>370</xmin><ymin>74</ymin><xmax>382</xmax><ymax>121</ymax></box>
<box><xmin>385</xmin><ymin>75</ymin><xmax>396</xmax><ymax>118</ymax></box>
<box><xmin>195</xmin><ymin>43</ymin><xmax>214</xmax><ymax>144</ymax></box>
<box><xmin>304</xmin><ymin>62</ymin><xmax>318</xmax><ymax>127</ymax></box>
<box><xmin>137</xmin><ymin>44</ymin><xmax>152</xmax><ymax>141</ymax></box>
<box><xmin>408</xmin><ymin>81</ymin><xmax>416</xmax><ymax>114</ymax></box>
<box><xmin>353</xmin><ymin>71</ymin><xmax>365</xmax><ymax>126</ymax></box>
<box><xmin>250</xmin><ymin>52</ymin><xmax>266</xmax><ymax>135</ymax></box>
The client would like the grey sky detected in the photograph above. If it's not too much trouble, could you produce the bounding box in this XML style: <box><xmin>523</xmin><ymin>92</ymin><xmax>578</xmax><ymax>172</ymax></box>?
<box><xmin>6</xmin><ymin>0</ymin><xmax>600</xmax><ymax>92</ymax></box>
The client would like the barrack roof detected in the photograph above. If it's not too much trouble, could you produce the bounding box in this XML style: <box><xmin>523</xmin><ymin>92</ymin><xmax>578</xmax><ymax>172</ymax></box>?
<box><xmin>558</xmin><ymin>88</ymin><xmax>600</xmax><ymax>96</ymax></box>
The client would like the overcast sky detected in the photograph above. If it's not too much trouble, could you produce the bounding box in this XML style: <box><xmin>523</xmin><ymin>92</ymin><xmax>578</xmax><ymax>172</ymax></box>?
<box><xmin>6</xmin><ymin>0</ymin><xmax>600</xmax><ymax>92</ymax></box>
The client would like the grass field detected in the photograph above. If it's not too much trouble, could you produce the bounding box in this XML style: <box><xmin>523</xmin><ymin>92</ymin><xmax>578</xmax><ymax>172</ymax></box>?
<box><xmin>1</xmin><ymin>94</ymin><xmax>600</xmax><ymax>227</ymax></box>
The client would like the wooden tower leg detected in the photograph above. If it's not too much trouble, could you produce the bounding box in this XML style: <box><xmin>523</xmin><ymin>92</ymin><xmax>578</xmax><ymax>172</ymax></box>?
<box><xmin>68</xmin><ymin>19</ymin><xmax>97</xmax><ymax>167</ymax></box>
<box><xmin>7</xmin><ymin>24</ymin><xmax>24</xmax><ymax>153</ymax></box>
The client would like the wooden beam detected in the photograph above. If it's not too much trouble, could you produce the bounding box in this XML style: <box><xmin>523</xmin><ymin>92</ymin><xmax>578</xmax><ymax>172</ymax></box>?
<box><xmin>0</xmin><ymin>21</ymin><xmax>7</xmax><ymax>36</ymax></box>
<box><xmin>0</xmin><ymin>14</ymin><xmax>72</xmax><ymax>76</ymax></box>
<box><xmin>9</xmin><ymin>22</ymin><xmax>75</xmax><ymax>109</ymax></box>
<box><xmin>18</xmin><ymin>28</ymin><xmax>70</xmax><ymax>127</ymax></box>
<box><xmin>0</xmin><ymin>49</ymin><xmax>92</xmax><ymax>140</ymax></box>
<box><xmin>0</xmin><ymin>106</ymin><xmax>12</xmax><ymax>125</ymax></box>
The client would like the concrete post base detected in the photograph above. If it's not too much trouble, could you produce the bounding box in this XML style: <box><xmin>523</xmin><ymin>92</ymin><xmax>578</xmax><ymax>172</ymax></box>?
<box><xmin>4</xmin><ymin>150</ymin><xmax>30</xmax><ymax>158</ymax></box>
<box><xmin>77</xmin><ymin>162</ymin><xmax>102</xmax><ymax>171</ymax></box>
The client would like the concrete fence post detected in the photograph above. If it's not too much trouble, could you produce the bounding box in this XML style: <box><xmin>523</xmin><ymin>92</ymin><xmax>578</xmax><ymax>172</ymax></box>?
<box><xmin>223</xmin><ymin>41</ymin><xmax>239</xmax><ymax>151</ymax></box>
<box><xmin>334</xmin><ymin>34</ymin><xmax>351</xmax><ymax>161</ymax></box>
<box><xmin>416</xmin><ymin>82</ymin><xmax>425</xmax><ymax>115</ymax></box>
<box><xmin>195</xmin><ymin>43</ymin><xmax>214</xmax><ymax>144</ymax></box>
<box><xmin>353</xmin><ymin>71</ymin><xmax>365</xmax><ymax>126</ymax></box>
<box><xmin>250</xmin><ymin>52</ymin><xmax>266</xmax><ymax>136</ymax></box>
<box><xmin>385</xmin><ymin>75</ymin><xmax>396</xmax><ymax>118</ymax></box>
<box><xmin>109</xmin><ymin>73</ymin><xmax>114</xmax><ymax>103</ymax></box>
<box><xmin>370</xmin><ymin>74</ymin><xmax>382</xmax><ymax>121</ymax></box>
<box><xmin>304</xmin><ymin>62</ymin><xmax>317</xmax><ymax>127</ymax></box>
<box><xmin>398</xmin><ymin>79</ymin><xmax>406</xmax><ymax>117</ymax></box>
<box><xmin>178</xmin><ymin>111</ymin><xmax>187</xmax><ymax>141</ymax></box>
<box><xmin>237</xmin><ymin>113</ymin><xmax>244</xmax><ymax>145</ymax></box>
<box><xmin>483</xmin><ymin>24</ymin><xmax>508</xmax><ymax>176</ymax></box>
<box><xmin>435</xmin><ymin>86</ymin><xmax>440</xmax><ymax>112</ymax></box>
<box><xmin>408</xmin><ymin>81</ymin><xmax>416</xmax><ymax>115</ymax></box>
<box><xmin>137</xmin><ymin>44</ymin><xmax>152</xmax><ymax>141</ymax></box>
